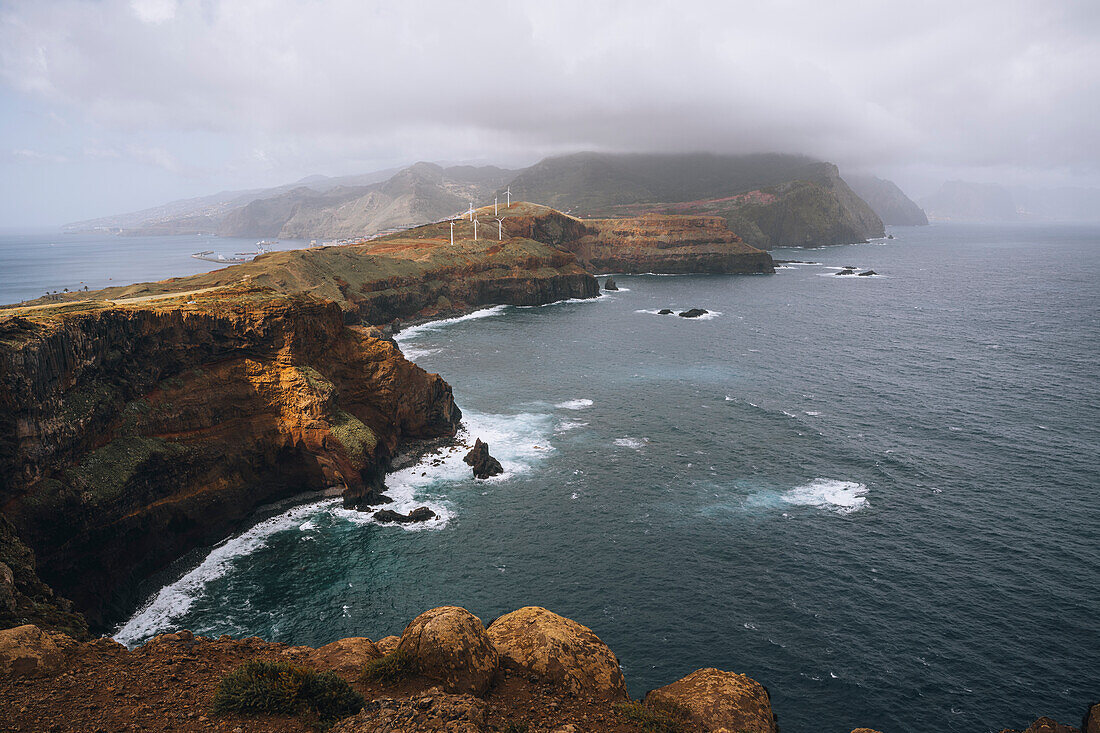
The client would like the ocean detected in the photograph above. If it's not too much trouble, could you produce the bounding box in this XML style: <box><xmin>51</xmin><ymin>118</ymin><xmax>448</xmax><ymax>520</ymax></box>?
<box><xmin>11</xmin><ymin>223</ymin><xmax>1100</xmax><ymax>732</ymax></box>
<box><xmin>0</xmin><ymin>231</ymin><xmax>310</xmax><ymax>305</ymax></box>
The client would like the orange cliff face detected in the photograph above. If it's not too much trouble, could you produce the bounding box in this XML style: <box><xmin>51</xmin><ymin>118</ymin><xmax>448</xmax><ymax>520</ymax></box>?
<box><xmin>493</xmin><ymin>203</ymin><xmax>774</xmax><ymax>275</ymax></box>
<box><xmin>0</xmin><ymin>289</ymin><xmax>460</xmax><ymax>628</ymax></box>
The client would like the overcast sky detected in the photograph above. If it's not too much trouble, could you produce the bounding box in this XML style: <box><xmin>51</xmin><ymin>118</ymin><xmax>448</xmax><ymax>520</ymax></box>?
<box><xmin>1</xmin><ymin>0</ymin><xmax>1097</xmax><ymax>226</ymax></box>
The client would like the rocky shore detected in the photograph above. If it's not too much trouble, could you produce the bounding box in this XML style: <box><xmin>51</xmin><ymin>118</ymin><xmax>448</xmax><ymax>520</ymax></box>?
<box><xmin>1</xmin><ymin>605</ymin><xmax>1093</xmax><ymax>733</ymax></box>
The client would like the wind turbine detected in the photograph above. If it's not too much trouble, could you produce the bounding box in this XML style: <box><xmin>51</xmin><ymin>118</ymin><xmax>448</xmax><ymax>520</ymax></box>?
<box><xmin>505</xmin><ymin>186</ymin><xmax>512</xmax><ymax>207</ymax></box>
<box><xmin>450</xmin><ymin>220</ymin><xmax>455</xmax><ymax>245</ymax></box>
<box><xmin>467</xmin><ymin>202</ymin><xmax>474</xmax><ymax>221</ymax></box>
<box><xmin>473</xmin><ymin>217</ymin><xmax>478</xmax><ymax>241</ymax></box>
<box><xmin>496</xmin><ymin>218</ymin><xmax>505</xmax><ymax>241</ymax></box>
<box><xmin>494</xmin><ymin>196</ymin><xmax>498</xmax><ymax>216</ymax></box>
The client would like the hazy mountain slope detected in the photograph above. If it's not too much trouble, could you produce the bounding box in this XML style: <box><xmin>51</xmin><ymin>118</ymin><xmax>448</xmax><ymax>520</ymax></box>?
<box><xmin>216</xmin><ymin>185</ymin><xmax>374</xmax><ymax>238</ymax></box>
<box><xmin>920</xmin><ymin>181</ymin><xmax>1019</xmax><ymax>222</ymax></box>
<box><xmin>64</xmin><ymin>167</ymin><xmax>400</xmax><ymax>235</ymax></box>
<box><xmin>277</xmin><ymin>162</ymin><xmax>515</xmax><ymax>239</ymax></box>
<box><xmin>500</xmin><ymin>152</ymin><xmax>884</xmax><ymax>248</ymax></box>
<box><xmin>845</xmin><ymin>175</ymin><xmax>929</xmax><ymax>225</ymax></box>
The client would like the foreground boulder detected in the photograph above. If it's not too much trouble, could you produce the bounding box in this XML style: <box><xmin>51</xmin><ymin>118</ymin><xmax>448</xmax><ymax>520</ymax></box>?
<box><xmin>644</xmin><ymin>667</ymin><xmax>778</xmax><ymax>733</ymax></box>
<box><xmin>397</xmin><ymin>606</ymin><xmax>499</xmax><ymax>695</ymax></box>
<box><xmin>375</xmin><ymin>635</ymin><xmax>400</xmax><ymax>655</ymax></box>
<box><xmin>332</xmin><ymin>689</ymin><xmax>487</xmax><ymax>732</ymax></box>
<box><xmin>307</xmin><ymin>637</ymin><xmax>381</xmax><ymax>676</ymax></box>
<box><xmin>486</xmin><ymin>606</ymin><xmax>628</xmax><ymax>700</ymax></box>
<box><xmin>1087</xmin><ymin>704</ymin><xmax>1100</xmax><ymax>733</ymax></box>
<box><xmin>678</xmin><ymin>308</ymin><xmax>709</xmax><ymax>318</ymax></box>
<box><xmin>604</xmin><ymin>277</ymin><xmax>618</xmax><ymax>291</ymax></box>
<box><xmin>463</xmin><ymin>438</ymin><xmax>504</xmax><ymax>479</ymax></box>
<box><xmin>373</xmin><ymin>507</ymin><xmax>436</xmax><ymax>524</ymax></box>
<box><xmin>0</xmin><ymin>624</ymin><xmax>67</xmax><ymax>678</ymax></box>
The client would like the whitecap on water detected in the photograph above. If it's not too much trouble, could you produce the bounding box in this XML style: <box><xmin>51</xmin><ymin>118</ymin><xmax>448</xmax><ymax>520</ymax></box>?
<box><xmin>747</xmin><ymin>478</ymin><xmax>869</xmax><ymax>516</ymax></box>
<box><xmin>614</xmin><ymin>437</ymin><xmax>647</xmax><ymax>450</ymax></box>
<box><xmin>395</xmin><ymin>305</ymin><xmax>509</xmax><ymax>342</ymax></box>
<box><xmin>556</xmin><ymin>398</ymin><xmax>594</xmax><ymax>410</ymax></box>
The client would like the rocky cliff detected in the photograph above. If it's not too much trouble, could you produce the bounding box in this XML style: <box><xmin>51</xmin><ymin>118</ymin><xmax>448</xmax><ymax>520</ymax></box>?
<box><xmin>0</xmin><ymin>291</ymin><xmax>461</xmax><ymax>626</ymax></box>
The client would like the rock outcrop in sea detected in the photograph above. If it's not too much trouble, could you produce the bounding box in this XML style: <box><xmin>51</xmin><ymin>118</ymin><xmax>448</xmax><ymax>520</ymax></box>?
<box><xmin>463</xmin><ymin>438</ymin><xmax>504</xmax><ymax>479</ymax></box>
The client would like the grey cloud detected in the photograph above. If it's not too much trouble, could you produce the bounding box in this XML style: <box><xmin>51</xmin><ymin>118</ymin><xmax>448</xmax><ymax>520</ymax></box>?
<box><xmin>1</xmin><ymin>0</ymin><xmax>1098</xmax><ymax>222</ymax></box>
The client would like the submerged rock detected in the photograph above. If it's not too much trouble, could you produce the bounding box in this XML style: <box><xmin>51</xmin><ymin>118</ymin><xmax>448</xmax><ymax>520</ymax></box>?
<box><xmin>604</xmin><ymin>277</ymin><xmax>618</xmax><ymax>291</ymax></box>
<box><xmin>657</xmin><ymin>308</ymin><xmax>673</xmax><ymax>315</ymax></box>
<box><xmin>857</xmin><ymin>270</ymin><xmax>877</xmax><ymax>276</ymax></box>
<box><xmin>678</xmin><ymin>308</ymin><xmax>709</xmax><ymax>318</ymax></box>
<box><xmin>487</xmin><ymin>606</ymin><xmax>628</xmax><ymax>700</ymax></box>
<box><xmin>836</xmin><ymin>269</ymin><xmax>856</xmax><ymax>276</ymax></box>
<box><xmin>396</xmin><ymin>606</ymin><xmax>499</xmax><ymax>696</ymax></box>
<box><xmin>463</xmin><ymin>438</ymin><xmax>504</xmax><ymax>479</ymax></box>
<box><xmin>645</xmin><ymin>667</ymin><xmax>779</xmax><ymax>733</ymax></box>
<box><xmin>373</xmin><ymin>507</ymin><xmax>436</xmax><ymax>524</ymax></box>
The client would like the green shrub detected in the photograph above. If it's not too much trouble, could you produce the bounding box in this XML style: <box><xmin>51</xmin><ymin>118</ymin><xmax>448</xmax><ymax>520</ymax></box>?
<box><xmin>615</xmin><ymin>699</ymin><xmax>693</xmax><ymax>733</ymax></box>
<box><xmin>212</xmin><ymin>660</ymin><xmax>363</xmax><ymax>728</ymax></box>
<box><xmin>359</xmin><ymin>647</ymin><xmax>417</xmax><ymax>683</ymax></box>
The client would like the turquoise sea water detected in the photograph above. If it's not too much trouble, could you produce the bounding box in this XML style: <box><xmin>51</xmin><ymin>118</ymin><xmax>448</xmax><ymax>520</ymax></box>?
<box><xmin>27</xmin><ymin>223</ymin><xmax>1100</xmax><ymax>732</ymax></box>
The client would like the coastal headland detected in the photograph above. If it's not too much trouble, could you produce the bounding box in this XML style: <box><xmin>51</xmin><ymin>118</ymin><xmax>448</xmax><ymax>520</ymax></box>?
<box><xmin>0</xmin><ymin>204</ymin><xmax>765</xmax><ymax>629</ymax></box>
<box><xmin>0</xmin><ymin>206</ymin><xmax>1087</xmax><ymax>731</ymax></box>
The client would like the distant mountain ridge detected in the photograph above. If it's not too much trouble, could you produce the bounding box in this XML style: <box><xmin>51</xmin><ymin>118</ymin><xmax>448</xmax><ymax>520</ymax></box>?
<box><xmin>499</xmin><ymin>152</ymin><xmax>884</xmax><ymax>248</ymax></box>
<box><xmin>845</xmin><ymin>175</ymin><xmax>928</xmax><ymax>226</ymax></box>
<box><xmin>66</xmin><ymin>153</ymin><xmax>892</xmax><ymax>248</ymax></box>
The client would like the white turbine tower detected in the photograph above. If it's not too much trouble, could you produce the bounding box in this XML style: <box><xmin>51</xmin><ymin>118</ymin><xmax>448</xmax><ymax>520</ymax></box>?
<box><xmin>494</xmin><ymin>196</ymin><xmax>498</xmax><ymax>216</ymax></box>
<box><xmin>505</xmin><ymin>186</ymin><xmax>512</xmax><ymax>207</ymax></box>
<box><xmin>467</xmin><ymin>202</ymin><xmax>474</xmax><ymax>221</ymax></box>
<box><xmin>473</xmin><ymin>217</ymin><xmax>478</xmax><ymax>241</ymax></box>
<box><xmin>496</xmin><ymin>218</ymin><xmax>505</xmax><ymax>241</ymax></box>
<box><xmin>450</xmin><ymin>220</ymin><xmax>455</xmax><ymax>246</ymax></box>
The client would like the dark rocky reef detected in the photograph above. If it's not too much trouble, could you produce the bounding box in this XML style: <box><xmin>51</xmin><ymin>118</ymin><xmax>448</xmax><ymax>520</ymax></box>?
<box><xmin>373</xmin><ymin>507</ymin><xmax>436</xmax><ymax>524</ymax></box>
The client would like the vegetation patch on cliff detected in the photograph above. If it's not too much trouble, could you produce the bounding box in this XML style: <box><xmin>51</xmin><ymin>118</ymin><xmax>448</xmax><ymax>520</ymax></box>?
<box><xmin>65</xmin><ymin>436</ymin><xmax>188</xmax><ymax>506</ymax></box>
<box><xmin>329</xmin><ymin>410</ymin><xmax>378</xmax><ymax>462</ymax></box>
<box><xmin>212</xmin><ymin>660</ymin><xmax>363</xmax><ymax>728</ymax></box>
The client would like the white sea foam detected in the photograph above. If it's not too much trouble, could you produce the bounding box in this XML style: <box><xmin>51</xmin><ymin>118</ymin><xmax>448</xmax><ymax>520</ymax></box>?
<box><xmin>804</xmin><ymin>410</ymin><xmax>822</xmax><ymax>416</ymax></box>
<box><xmin>556</xmin><ymin>420</ymin><xmax>589</xmax><ymax>432</ymax></box>
<box><xmin>781</xmin><ymin>479</ymin><xmax>869</xmax><ymax>515</ymax></box>
<box><xmin>395</xmin><ymin>305</ymin><xmax>509</xmax><ymax>341</ymax></box>
<box><xmin>614</xmin><ymin>437</ymin><xmax>647</xmax><ymax>449</ymax></box>
<box><xmin>114</xmin><ymin>501</ymin><xmax>330</xmax><ymax>647</ymax></box>
<box><xmin>725</xmin><ymin>395</ymin><xmax>734</xmax><ymax>401</ymax></box>
<box><xmin>556</xmin><ymin>398</ymin><xmax>594</xmax><ymax>410</ymax></box>
<box><xmin>116</xmin><ymin>405</ymin><xmax>557</xmax><ymax>646</ymax></box>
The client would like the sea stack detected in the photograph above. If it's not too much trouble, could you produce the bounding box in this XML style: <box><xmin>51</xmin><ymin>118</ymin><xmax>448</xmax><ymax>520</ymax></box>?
<box><xmin>604</xmin><ymin>277</ymin><xmax>618</xmax><ymax>291</ymax></box>
<box><xmin>463</xmin><ymin>439</ymin><xmax>504</xmax><ymax>479</ymax></box>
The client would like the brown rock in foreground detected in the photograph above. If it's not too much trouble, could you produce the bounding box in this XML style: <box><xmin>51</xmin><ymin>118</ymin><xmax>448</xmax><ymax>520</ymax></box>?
<box><xmin>397</xmin><ymin>606</ymin><xmax>499</xmax><ymax>696</ymax></box>
<box><xmin>375</xmin><ymin>634</ymin><xmax>400</xmax><ymax>655</ymax></box>
<box><xmin>307</xmin><ymin>636</ymin><xmax>381</xmax><ymax>676</ymax></box>
<box><xmin>0</xmin><ymin>624</ymin><xmax>68</xmax><ymax>677</ymax></box>
<box><xmin>486</xmin><ymin>606</ymin><xmax>628</xmax><ymax>700</ymax></box>
<box><xmin>645</xmin><ymin>667</ymin><xmax>779</xmax><ymax>733</ymax></box>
